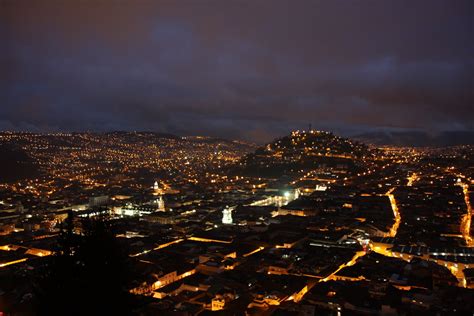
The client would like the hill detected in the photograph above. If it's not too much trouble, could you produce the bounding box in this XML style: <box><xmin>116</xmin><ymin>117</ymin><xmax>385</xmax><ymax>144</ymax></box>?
<box><xmin>229</xmin><ymin>130</ymin><xmax>371</xmax><ymax>178</ymax></box>
<box><xmin>0</xmin><ymin>143</ymin><xmax>40</xmax><ymax>183</ymax></box>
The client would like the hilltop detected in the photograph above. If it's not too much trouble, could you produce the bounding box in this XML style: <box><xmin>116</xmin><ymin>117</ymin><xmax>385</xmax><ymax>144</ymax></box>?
<box><xmin>229</xmin><ymin>130</ymin><xmax>371</xmax><ymax>178</ymax></box>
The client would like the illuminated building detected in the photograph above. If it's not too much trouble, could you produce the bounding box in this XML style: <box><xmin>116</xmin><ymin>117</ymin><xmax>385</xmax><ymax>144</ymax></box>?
<box><xmin>156</xmin><ymin>196</ymin><xmax>165</xmax><ymax>211</ymax></box>
<box><xmin>89</xmin><ymin>195</ymin><xmax>109</xmax><ymax>207</ymax></box>
<box><xmin>152</xmin><ymin>181</ymin><xmax>163</xmax><ymax>196</ymax></box>
<box><xmin>222</xmin><ymin>206</ymin><xmax>233</xmax><ymax>224</ymax></box>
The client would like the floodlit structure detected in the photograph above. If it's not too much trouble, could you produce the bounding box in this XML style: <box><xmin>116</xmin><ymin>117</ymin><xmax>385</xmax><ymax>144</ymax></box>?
<box><xmin>222</xmin><ymin>207</ymin><xmax>233</xmax><ymax>224</ymax></box>
<box><xmin>156</xmin><ymin>196</ymin><xmax>165</xmax><ymax>211</ymax></box>
<box><xmin>153</xmin><ymin>181</ymin><xmax>161</xmax><ymax>195</ymax></box>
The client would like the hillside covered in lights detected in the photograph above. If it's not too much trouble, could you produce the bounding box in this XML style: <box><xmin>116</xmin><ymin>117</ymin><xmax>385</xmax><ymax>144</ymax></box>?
<box><xmin>230</xmin><ymin>130</ymin><xmax>372</xmax><ymax>178</ymax></box>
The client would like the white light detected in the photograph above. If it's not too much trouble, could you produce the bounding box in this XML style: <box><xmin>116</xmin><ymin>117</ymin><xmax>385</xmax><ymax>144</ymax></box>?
<box><xmin>222</xmin><ymin>207</ymin><xmax>233</xmax><ymax>224</ymax></box>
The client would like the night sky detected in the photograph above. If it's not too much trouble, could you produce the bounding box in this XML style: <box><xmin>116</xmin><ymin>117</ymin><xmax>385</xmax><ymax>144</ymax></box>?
<box><xmin>1</xmin><ymin>0</ymin><xmax>473</xmax><ymax>142</ymax></box>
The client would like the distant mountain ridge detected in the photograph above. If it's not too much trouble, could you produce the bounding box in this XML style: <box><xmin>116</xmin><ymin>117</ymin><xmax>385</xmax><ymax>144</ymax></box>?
<box><xmin>354</xmin><ymin>131</ymin><xmax>474</xmax><ymax>147</ymax></box>
<box><xmin>106</xmin><ymin>131</ymin><xmax>180</xmax><ymax>140</ymax></box>
<box><xmin>0</xmin><ymin>131</ymin><xmax>254</xmax><ymax>146</ymax></box>
<box><xmin>0</xmin><ymin>132</ymin><xmax>256</xmax><ymax>183</ymax></box>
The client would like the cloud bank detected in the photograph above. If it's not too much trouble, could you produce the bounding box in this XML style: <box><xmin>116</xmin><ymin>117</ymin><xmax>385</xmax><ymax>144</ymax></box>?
<box><xmin>1</xmin><ymin>0</ymin><xmax>473</xmax><ymax>142</ymax></box>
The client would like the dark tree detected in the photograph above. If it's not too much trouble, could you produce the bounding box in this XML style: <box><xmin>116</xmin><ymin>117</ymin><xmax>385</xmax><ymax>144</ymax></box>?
<box><xmin>35</xmin><ymin>211</ymin><xmax>135</xmax><ymax>315</ymax></box>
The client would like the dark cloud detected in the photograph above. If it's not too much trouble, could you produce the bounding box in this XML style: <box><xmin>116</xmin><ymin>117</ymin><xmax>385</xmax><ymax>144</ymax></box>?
<box><xmin>1</xmin><ymin>0</ymin><xmax>473</xmax><ymax>142</ymax></box>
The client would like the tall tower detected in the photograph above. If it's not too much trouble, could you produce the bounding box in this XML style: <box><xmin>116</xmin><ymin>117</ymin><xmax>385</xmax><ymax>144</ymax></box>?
<box><xmin>222</xmin><ymin>207</ymin><xmax>233</xmax><ymax>224</ymax></box>
<box><xmin>153</xmin><ymin>180</ymin><xmax>164</xmax><ymax>196</ymax></box>
<box><xmin>153</xmin><ymin>181</ymin><xmax>159</xmax><ymax>193</ymax></box>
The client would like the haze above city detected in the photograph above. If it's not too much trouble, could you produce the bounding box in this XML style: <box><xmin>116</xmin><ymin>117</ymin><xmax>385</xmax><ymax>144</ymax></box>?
<box><xmin>2</xmin><ymin>0</ymin><xmax>473</xmax><ymax>142</ymax></box>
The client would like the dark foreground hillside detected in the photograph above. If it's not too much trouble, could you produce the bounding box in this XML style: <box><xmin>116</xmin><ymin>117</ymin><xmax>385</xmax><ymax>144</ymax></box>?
<box><xmin>0</xmin><ymin>144</ymin><xmax>39</xmax><ymax>183</ymax></box>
